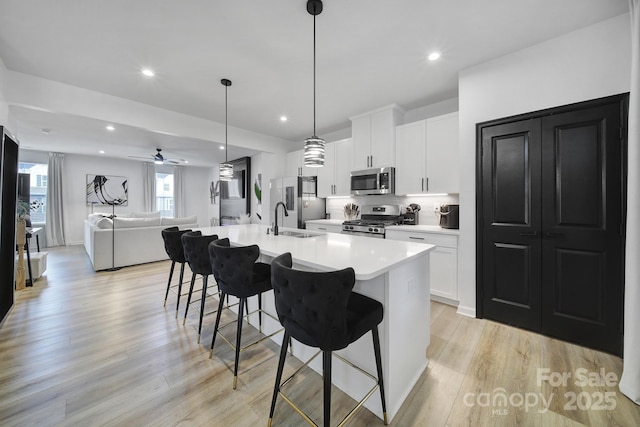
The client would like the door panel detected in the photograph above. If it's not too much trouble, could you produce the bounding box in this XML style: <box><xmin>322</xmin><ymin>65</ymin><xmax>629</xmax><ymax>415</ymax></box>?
<box><xmin>481</xmin><ymin>120</ymin><xmax>542</xmax><ymax>331</ymax></box>
<box><xmin>540</xmin><ymin>103</ymin><xmax>623</xmax><ymax>355</ymax></box>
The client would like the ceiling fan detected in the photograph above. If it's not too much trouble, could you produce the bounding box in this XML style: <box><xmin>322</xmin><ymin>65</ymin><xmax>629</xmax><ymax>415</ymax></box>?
<box><xmin>128</xmin><ymin>148</ymin><xmax>184</xmax><ymax>165</ymax></box>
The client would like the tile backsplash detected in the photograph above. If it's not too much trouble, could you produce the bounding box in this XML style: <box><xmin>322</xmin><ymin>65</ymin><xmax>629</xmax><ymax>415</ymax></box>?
<box><xmin>325</xmin><ymin>194</ymin><xmax>460</xmax><ymax>226</ymax></box>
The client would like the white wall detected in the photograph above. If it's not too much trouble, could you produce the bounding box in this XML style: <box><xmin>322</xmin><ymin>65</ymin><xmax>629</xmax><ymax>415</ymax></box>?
<box><xmin>19</xmin><ymin>149</ymin><xmax>212</xmax><ymax>245</ymax></box>
<box><xmin>457</xmin><ymin>14</ymin><xmax>632</xmax><ymax>317</ymax></box>
<box><xmin>0</xmin><ymin>56</ymin><xmax>9</xmax><ymax>129</ymax></box>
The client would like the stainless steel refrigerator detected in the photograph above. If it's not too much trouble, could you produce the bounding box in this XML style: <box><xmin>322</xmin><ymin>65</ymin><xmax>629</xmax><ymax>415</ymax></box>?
<box><xmin>270</xmin><ymin>176</ymin><xmax>326</xmax><ymax>229</ymax></box>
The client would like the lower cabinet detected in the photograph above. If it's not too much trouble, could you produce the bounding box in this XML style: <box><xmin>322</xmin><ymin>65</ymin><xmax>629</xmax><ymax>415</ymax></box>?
<box><xmin>385</xmin><ymin>229</ymin><xmax>458</xmax><ymax>304</ymax></box>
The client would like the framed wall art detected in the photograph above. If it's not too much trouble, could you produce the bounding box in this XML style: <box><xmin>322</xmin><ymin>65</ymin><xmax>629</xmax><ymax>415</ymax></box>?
<box><xmin>86</xmin><ymin>174</ymin><xmax>128</xmax><ymax>206</ymax></box>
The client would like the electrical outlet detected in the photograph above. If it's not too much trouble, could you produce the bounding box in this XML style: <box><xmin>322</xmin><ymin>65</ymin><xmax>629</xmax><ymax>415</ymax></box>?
<box><xmin>434</xmin><ymin>203</ymin><xmax>441</xmax><ymax>215</ymax></box>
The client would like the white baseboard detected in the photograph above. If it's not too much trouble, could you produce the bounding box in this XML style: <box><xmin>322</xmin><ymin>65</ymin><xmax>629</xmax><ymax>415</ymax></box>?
<box><xmin>456</xmin><ymin>304</ymin><xmax>476</xmax><ymax>318</ymax></box>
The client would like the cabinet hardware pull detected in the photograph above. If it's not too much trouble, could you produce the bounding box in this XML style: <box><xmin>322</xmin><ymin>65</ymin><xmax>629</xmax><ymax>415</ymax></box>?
<box><xmin>421</xmin><ymin>178</ymin><xmax>424</xmax><ymax>191</ymax></box>
<box><xmin>318</xmin><ymin>227</ymin><xmax>327</xmax><ymax>230</ymax></box>
<box><xmin>409</xmin><ymin>236</ymin><xmax>425</xmax><ymax>240</ymax></box>
<box><xmin>426</xmin><ymin>177</ymin><xmax>429</xmax><ymax>191</ymax></box>
<box><xmin>544</xmin><ymin>232</ymin><xmax>565</xmax><ymax>238</ymax></box>
<box><xmin>519</xmin><ymin>232</ymin><xmax>537</xmax><ymax>236</ymax></box>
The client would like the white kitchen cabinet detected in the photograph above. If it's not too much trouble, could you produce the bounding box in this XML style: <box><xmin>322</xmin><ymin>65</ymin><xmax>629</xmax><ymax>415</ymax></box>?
<box><xmin>426</xmin><ymin>112</ymin><xmax>459</xmax><ymax>194</ymax></box>
<box><xmin>286</xmin><ymin>150</ymin><xmax>316</xmax><ymax>177</ymax></box>
<box><xmin>305</xmin><ymin>221</ymin><xmax>343</xmax><ymax>234</ymax></box>
<box><xmin>318</xmin><ymin>138</ymin><xmax>354</xmax><ymax>197</ymax></box>
<box><xmin>395</xmin><ymin>120</ymin><xmax>426</xmax><ymax>195</ymax></box>
<box><xmin>394</xmin><ymin>112</ymin><xmax>459</xmax><ymax>195</ymax></box>
<box><xmin>351</xmin><ymin>105</ymin><xmax>403</xmax><ymax>169</ymax></box>
<box><xmin>385</xmin><ymin>228</ymin><xmax>458</xmax><ymax>304</ymax></box>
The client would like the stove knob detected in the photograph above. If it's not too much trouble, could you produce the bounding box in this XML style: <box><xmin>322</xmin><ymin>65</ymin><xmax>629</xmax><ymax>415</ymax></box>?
<box><xmin>368</xmin><ymin>227</ymin><xmax>373</xmax><ymax>232</ymax></box>
<box><xmin>374</xmin><ymin>228</ymin><xmax>379</xmax><ymax>233</ymax></box>
<box><xmin>349</xmin><ymin>226</ymin><xmax>354</xmax><ymax>230</ymax></box>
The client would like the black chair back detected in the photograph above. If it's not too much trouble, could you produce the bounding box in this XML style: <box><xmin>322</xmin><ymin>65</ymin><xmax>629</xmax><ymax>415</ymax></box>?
<box><xmin>271</xmin><ymin>252</ymin><xmax>356</xmax><ymax>351</ymax></box>
<box><xmin>181</xmin><ymin>231</ymin><xmax>218</xmax><ymax>276</ymax></box>
<box><xmin>209</xmin><ymin>238</ymin><xmax>261</xmax><ymax>298</ymax></box>
<box><xmin>162</xmin><ymin>227</ymin><xmax>190</xmax><ymax>263</ymax></box>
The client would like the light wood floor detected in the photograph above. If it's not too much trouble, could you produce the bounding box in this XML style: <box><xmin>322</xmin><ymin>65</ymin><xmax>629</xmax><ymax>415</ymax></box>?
<box><xmin>1</xmin><ymin>245</ymin><xmax>639</xmax><ymax>426</ymax></box>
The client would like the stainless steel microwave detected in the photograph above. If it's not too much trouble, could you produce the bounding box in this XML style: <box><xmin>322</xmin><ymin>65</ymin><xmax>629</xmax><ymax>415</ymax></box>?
<box><xmin>350</xmin><ymin>167</ymin><xmax>395</xmax><ymax>196</ymax></box>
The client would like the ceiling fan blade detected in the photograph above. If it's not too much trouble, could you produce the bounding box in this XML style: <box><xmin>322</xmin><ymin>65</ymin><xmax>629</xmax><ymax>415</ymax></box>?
<box><xmin>128</xmin><ymin>155</ymin><xmax>153</xmax><ymax>160</ymax></box>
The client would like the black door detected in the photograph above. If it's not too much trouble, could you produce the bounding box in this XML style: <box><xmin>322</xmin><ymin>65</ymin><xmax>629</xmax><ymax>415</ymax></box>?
<box><xmin>480</xmin><ymin>119</ymin><xmax>542</xmax><ymax>331</ymax></box>
<box><xmin>540</xmin><ymin>104</ymin><xmax>623</xmax><ymax>355</ymax></box>
<box><xmin>478</xmin><ymin>95</ymin><xmax>625</xmax><ymax>355</ymax></box>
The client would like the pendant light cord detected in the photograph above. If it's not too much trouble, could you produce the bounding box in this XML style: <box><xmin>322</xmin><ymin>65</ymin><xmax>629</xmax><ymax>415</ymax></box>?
<box><xmin>313</xmin><ymin>13</ymin><xmax>317</xmax><ymax>137</ymax></box>
<box><xmin>225</xmin><ymin>84</ymin><xmax>228</xmax><ymax>163</ymax></box>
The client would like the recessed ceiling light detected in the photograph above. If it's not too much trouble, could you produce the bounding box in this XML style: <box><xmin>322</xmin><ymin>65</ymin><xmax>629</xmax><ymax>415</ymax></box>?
<box><xmin>280</xmin><ymin>116</ymin><xmax>288</xmax><ymax>122</ymax></box>
<box><xmin>106</xmin><ymin>125</ymin><xmax>115</xmax><ymax>131</ymax></box>
<box><xmin>428</xmin><ymin>52</ymin><xmax>441</xmax><ymax>61</ymax></box>
<box><xmin>99</xmin><ymin>150</ymin><xmax>105</xmax><ymax>154</ymax></box>
<box><xmin>141</xmin><ymin>68</ymin><xmax>155</xmax><ymax>77</ymax></box>
<box><xmin>41</xmin><ymin>128</ymin><xmax>51</xmax><ymax>134</ymax></box>
<box><xmin>184</xmin><ymin>160</ymin><xmax>189</xmax><ymax>164</ymax></box>
<box><xmin>219</xmin><ymin>146</ymin><xmax>225</xmax><ymax>150</ymax></box>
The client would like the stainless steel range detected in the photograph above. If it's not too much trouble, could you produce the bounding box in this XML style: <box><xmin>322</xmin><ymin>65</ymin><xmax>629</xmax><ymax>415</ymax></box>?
<box><xmin>342</xmin><ymin>205</ymin><xmax>403</xmax><ymax>238</ymax></box>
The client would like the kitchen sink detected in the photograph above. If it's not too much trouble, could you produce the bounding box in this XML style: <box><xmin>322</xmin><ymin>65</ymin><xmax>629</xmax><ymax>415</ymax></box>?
<box><xmin>277</xmin><ymin>230</ymin><xmax>319</xmax><ymax>238</ymax></box>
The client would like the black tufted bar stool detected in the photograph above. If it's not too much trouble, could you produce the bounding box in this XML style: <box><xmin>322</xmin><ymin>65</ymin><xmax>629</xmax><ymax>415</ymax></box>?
<box><xmin>268</xmin><ymin>252</ymin><xmax>388</xmax><ymax>427</ymax></box>
<box><xmin>161</xmin><ymin>227</ymin><xmax>194</xmax><ymax>317</ymax></box>
<box><xmin>181</xmin><ymin>231</ymin><xmax>219</xmax><ymax>343</ymax></box>
<box><xmin>208</xmin><ymin>238</ymin><xmax>283</xmax><ymax>389</ymax></box>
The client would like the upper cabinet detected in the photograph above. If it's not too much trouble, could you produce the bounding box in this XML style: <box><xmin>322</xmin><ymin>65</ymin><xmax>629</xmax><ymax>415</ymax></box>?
<box><xmin>395</xmin><ymin>112</ymin><xmax>459</xmax><ymax>195</ymax></box>
<box><xmin>286</xmin><ymin>150</ymin><xmax>316</xmax><ymax>177</ymax></box>
<box><xmin>317</xmin><ymin>138</ymin><xmax>354</xmax><ymax>197</ymax></box>
<box><xmin>351</xmin><ymin>105</ymin><xmax>404</xmax><ymax>169</ymax></box>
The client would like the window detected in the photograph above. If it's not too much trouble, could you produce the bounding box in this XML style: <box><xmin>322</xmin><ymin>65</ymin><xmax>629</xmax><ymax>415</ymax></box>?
<box><xmin>155</xmin><ymin>172</ymin><xmax>174</xmax><ymax>217</ymax></box>
<box><xmin>18</xmin><ymin>162</ymin><xmax>48</xmax><ymax>224</ymax></box>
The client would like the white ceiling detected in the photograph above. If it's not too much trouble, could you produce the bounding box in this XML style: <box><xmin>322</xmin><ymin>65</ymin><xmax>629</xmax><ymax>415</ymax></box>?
<box><xmin>0</xmin><ymin>0</ymin><xmax>629</xmax><ymax>167</ymax></box>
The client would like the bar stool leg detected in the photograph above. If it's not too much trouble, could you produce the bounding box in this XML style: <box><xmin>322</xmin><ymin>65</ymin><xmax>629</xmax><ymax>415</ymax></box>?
<box><xmin>164</xmin><ymin>261</ymin><xmax>176</xmax><ymax>307</ymax></box>
<box><xmin>183</xmin><ymin>274</ymin><xmax>197</xmax><ymax>325</ymax></box>
<box><xmin>197</xmin><ymin>275</ymin><xmax>209</xmax><ymax>343</ymax></box>
<box><xmin>372</xmin><ymin>327</ymin><xmax>388</xmax><ymax>425</ymax></box>
<box><xmin>233</xmin><ymin>298</ymin><xmax>245</xmax><ymax>389</ymax></box>
<box><xmin>209</xmin><ymin>292</ymin><xmax>226</xmax><ymax>358</ymax></box>
<box><xmin>175</xmin><ymin>263</ymin><xmax>186</xmax><ymax>318</ymax></box>
<box><xmin>258</xmin><ymin>293</ymin><xmax>263</xmax><ymax>333</ymax></box>
<box><xmin>323</xmin><ymin>351</ymin><xmax>332</xmax><ymax>427</ymax></box>
<box><xmin>268</xmin><ymin>332</ymin><xmax>291</xmax><ymax>427</ymax></box>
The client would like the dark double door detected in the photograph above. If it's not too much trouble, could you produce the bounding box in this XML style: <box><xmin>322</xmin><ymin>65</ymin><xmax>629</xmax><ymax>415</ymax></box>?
<box><xmin>478</xmin><ymin>95</ymin><xmax>626</xmax><ymax>356</ymax></box>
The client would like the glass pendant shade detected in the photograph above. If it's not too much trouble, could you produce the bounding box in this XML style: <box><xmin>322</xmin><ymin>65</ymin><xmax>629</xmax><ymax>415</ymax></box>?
<box><xmin>219</xmin><ymin>162</ymin><xmax>233</xmax><ymax>181</ymax></box>
<box><xmin>304</xmin><ymin>136</ymin><xmax>325</xmax><ymax>167</ymax></box>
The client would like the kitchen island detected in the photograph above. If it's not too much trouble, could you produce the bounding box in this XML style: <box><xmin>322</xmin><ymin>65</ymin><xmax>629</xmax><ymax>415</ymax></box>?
<box><xmin>195</xmin><ymin>224</ymin><xmax>434</xmax><ymax>422</ymax></box>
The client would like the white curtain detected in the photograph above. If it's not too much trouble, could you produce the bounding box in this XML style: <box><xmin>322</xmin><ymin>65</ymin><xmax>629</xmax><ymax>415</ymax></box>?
<box><xmin>45</xmin><ymin>152</ymin><xmax>65</xmax><ymax>246</ymax></box>
<box><xmin>173</xmin><ymin>165</ymin><xmax>186</xmax><ymax>218</ymax></box>
<box><xmin>142</xmin><ymin>162</ymin><xmax>156</xmax><ymax>212</ymax></box>
<box><xmin>620</xmin><ymin>0</ymin><xmax>640</xmax><ymax>406</ymax></box>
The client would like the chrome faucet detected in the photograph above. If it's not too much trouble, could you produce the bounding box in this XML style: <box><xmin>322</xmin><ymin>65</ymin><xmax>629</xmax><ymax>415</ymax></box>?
<box><xmin>273</xmin><ymin>202</ymin><xmax>289</xmax><ymax>236</ymax></box>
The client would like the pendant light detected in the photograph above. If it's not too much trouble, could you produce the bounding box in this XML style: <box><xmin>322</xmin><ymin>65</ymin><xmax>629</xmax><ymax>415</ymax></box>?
<box><xmin>219</xmin><ymin>78</ymin><xmax>234</xmax><ymax>181</ymax></box>
<box><xmin>304</xmin><ymin>0</ymin><xmax>325</xmax><ymax>167</ymax></box>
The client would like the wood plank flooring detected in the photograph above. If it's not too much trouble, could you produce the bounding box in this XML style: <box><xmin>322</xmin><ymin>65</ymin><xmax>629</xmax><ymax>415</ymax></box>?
<box><xmin>1</xmin><ymin>245</ymin><xmax>639</xmax><ymax>426</ymax></box>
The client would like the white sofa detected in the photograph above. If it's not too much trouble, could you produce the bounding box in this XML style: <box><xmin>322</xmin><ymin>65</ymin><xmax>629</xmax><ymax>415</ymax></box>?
<box><xmin>83</xmin><ymin>213</ymin><xmax>199</xmax><ymax>271</ymax></box>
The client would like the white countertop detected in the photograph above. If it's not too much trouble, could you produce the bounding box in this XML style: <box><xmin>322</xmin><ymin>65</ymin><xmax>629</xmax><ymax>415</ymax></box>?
<box><xmin>305</xmin><ymin>219</ymin><xmax>345</xmax><ymax>226</ymax></box>
<box><xmin>386</xmin><ymin>224</ymin><xmax>460</xmax><ymax>235</ymax></box>
<box><xmin>195</xmin><ymin>224</ymin><xmax>434</xmax><ymax>281</ymax></box>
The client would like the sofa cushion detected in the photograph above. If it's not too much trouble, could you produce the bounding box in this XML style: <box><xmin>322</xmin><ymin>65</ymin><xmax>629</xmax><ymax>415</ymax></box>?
<box><xmin>113</xmin><ymin>217</ymin><xmax>162</xmax><ymax>228</ymax></box>
<box><xmin>94</xmin><ymin>212</ymin><xmax>131</xmax><ymax>218</ymax></box>
<box><xmin>87</xmin><ymin>213</ymin><xmax>105</xmax><ymax>225</ymax></box>
<box><xmin>161</xmin><ymin>215</ymin><xmax>198</xmax><ymax>226</ymax></box>
<box><xmin>96</xmin><ymin>217</ymin><xmax>113</xmax><ymax>229</ymax></box>
<box><xmin>132</xmin><ymin>211</ymin><xmax>161</xmax><ymax>218</ymax></box>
